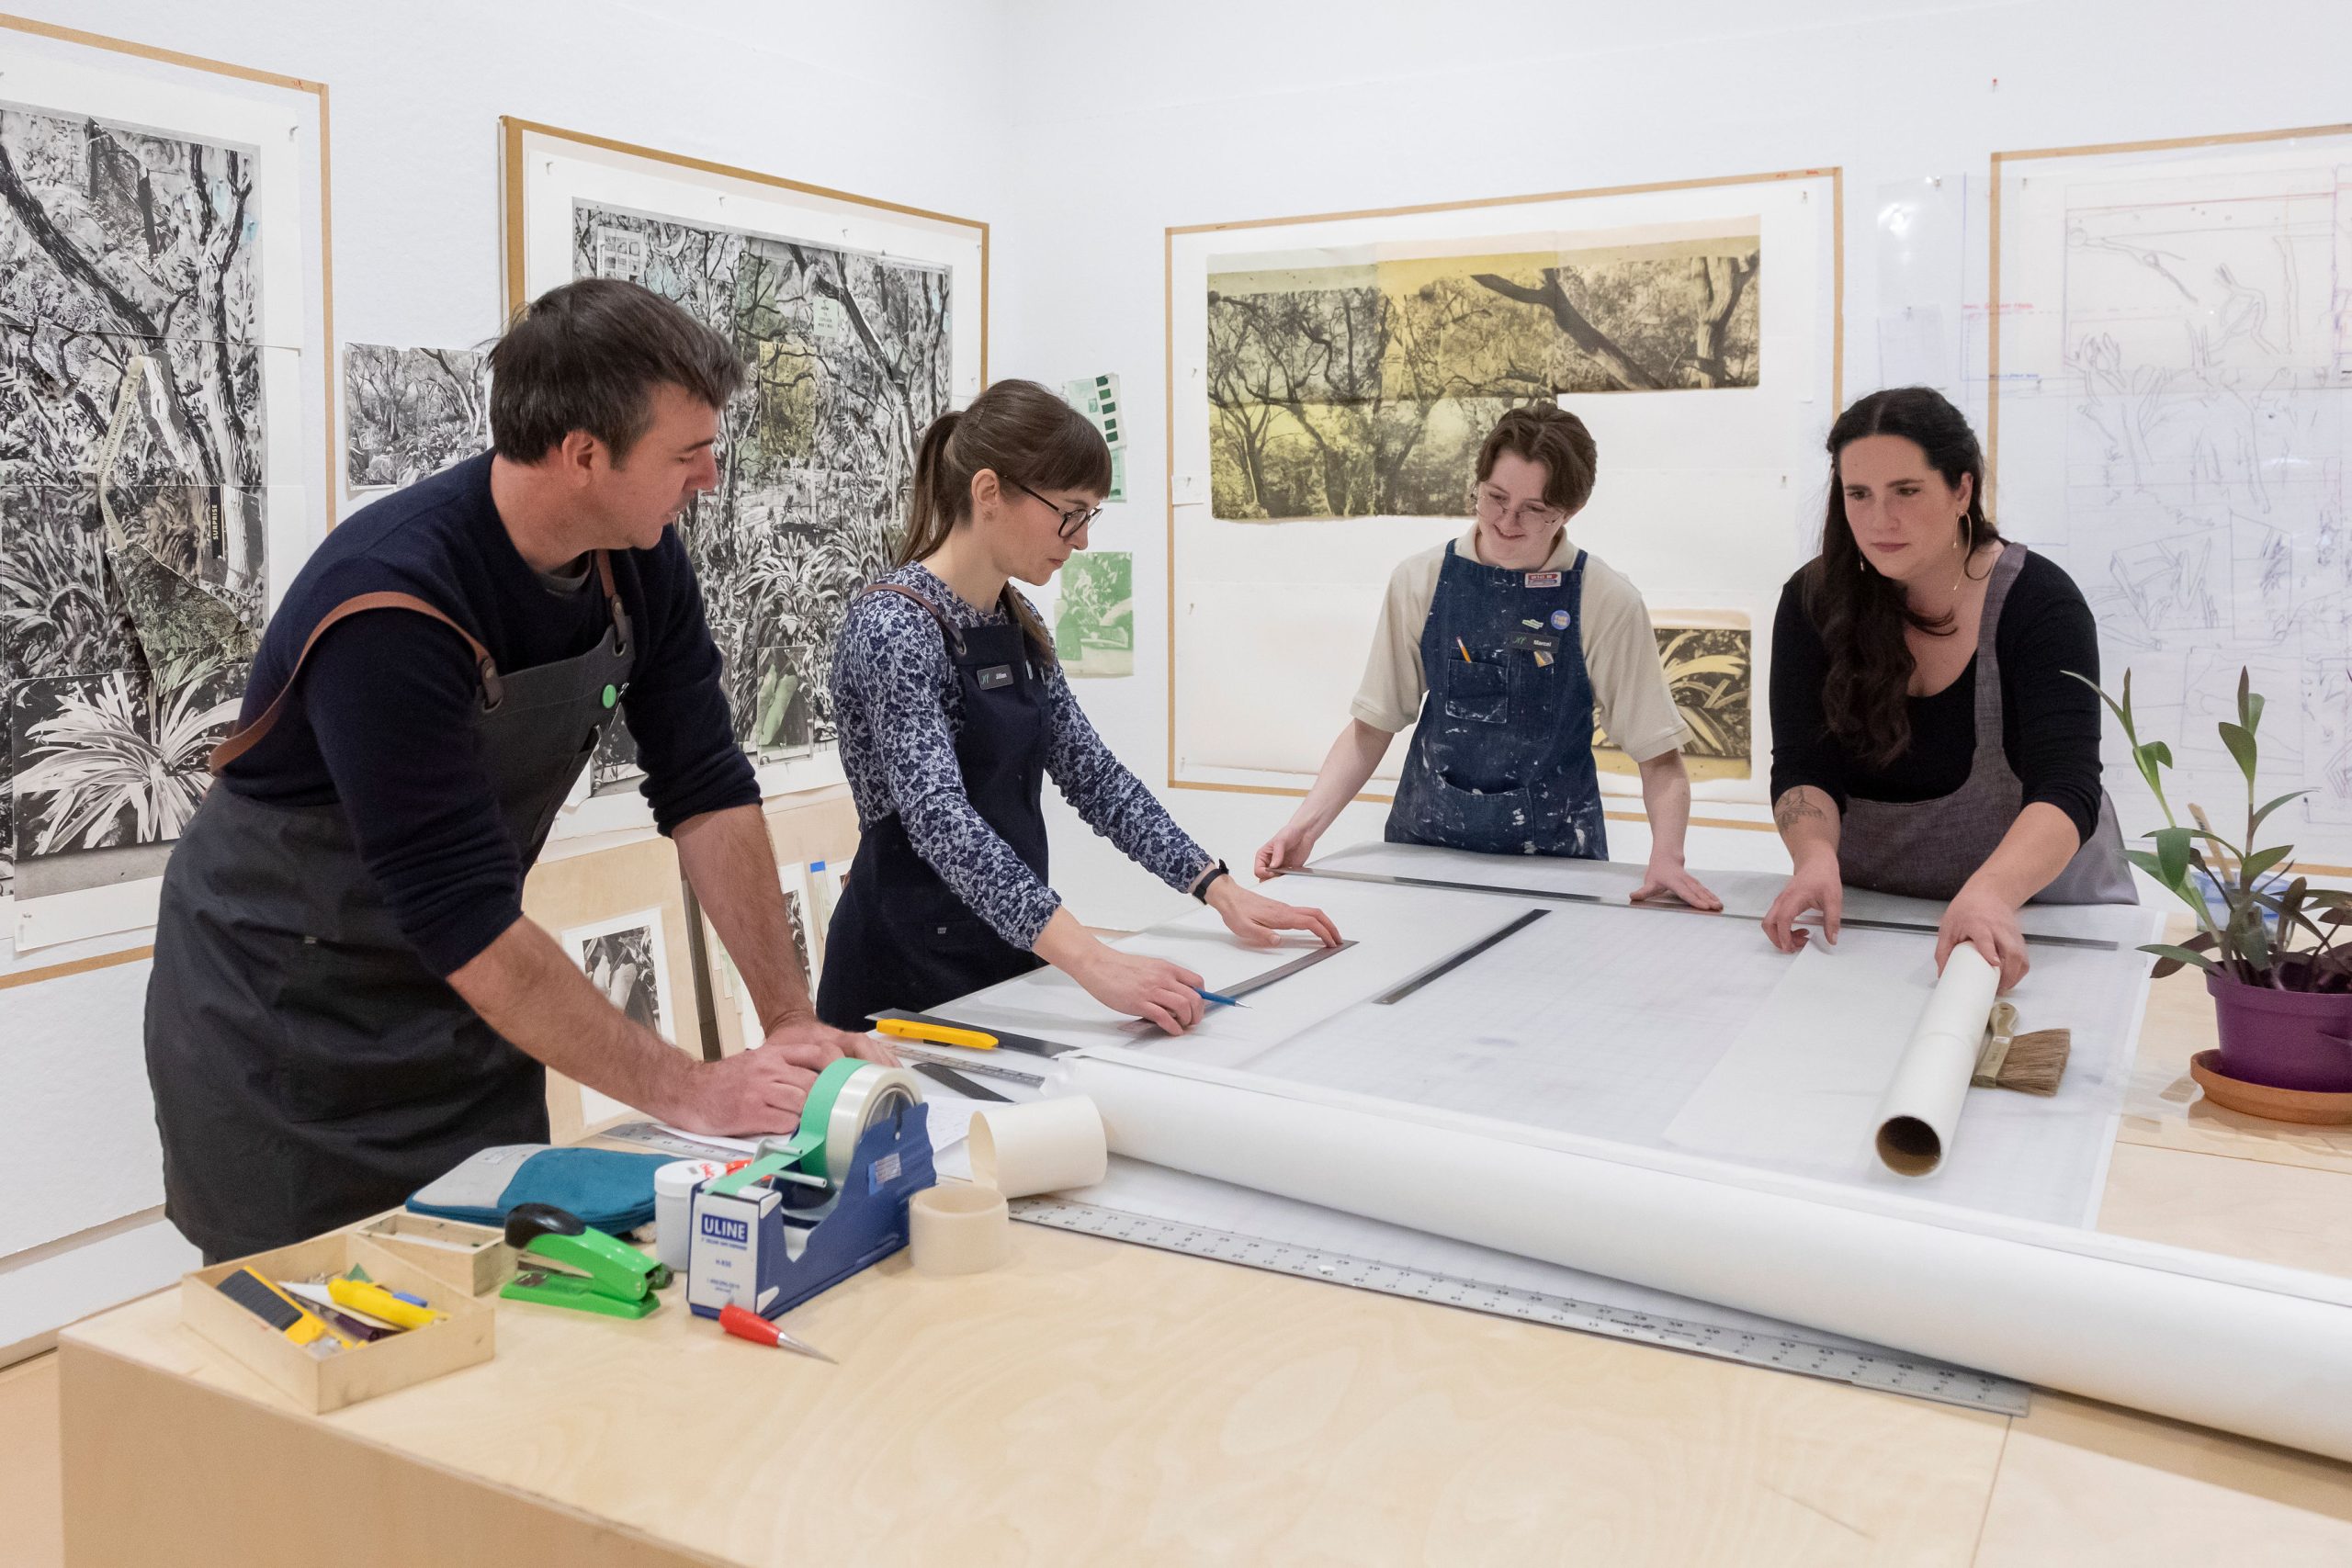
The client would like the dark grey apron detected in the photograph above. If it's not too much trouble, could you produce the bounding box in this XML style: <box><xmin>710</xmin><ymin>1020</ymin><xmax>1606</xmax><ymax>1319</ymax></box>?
<box><xmin>145</xmin><ymin>554</ymin><xmax>636</xmax><ymax>1260</ymax></box>
<box><xmin>1838</xmin><ymin>543</ymin><xmax>2135</xmax><ymax>906</ymax></box>
<box><xmin>815</xmin><ymin>583</ymin><xmax>1051</xmax><ymax>1032</ymax></box>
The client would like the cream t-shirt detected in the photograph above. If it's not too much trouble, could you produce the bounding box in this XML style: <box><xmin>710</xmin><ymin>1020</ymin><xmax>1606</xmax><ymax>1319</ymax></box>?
<box><xmin>1349</xmin><ymin>527</ymin><xmax>1690</xmax><ymax>763</ymax></box>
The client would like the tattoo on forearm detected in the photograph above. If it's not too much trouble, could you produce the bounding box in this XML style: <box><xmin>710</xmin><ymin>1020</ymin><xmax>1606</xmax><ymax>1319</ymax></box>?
<box><xmin>1774</xmin><ymin>791</ymin><xmax>1826</xmax><ymax>831</ymax></box>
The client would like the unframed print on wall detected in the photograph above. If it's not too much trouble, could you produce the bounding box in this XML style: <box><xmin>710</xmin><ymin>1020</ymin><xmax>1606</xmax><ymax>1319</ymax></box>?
<box><xmin>0</xmin><ymin>23</ymin><xmax>333</xmax><ymax>949</ymax></box>
<box><xmin>1166</xmin><ymin>171</ymin><xmax>1840</xmax><ymax>810</ymax></box>
<box><xmin>501</xmin><ymin>120</ymin><xmax>987</xmax><ymax>841</ymax></box>
<box><xmin>343</xmin><ymin>343</ymin><xmax>491</xmax><ymax>492</ymax></box>
<box><xmin>1988</xmin><ymin>124</ymin><xmax>2352</xmax><ymax>870</ymax></box>
<box><xmin>563</xmin><ymin>907</ymin><xmax>673</xmax><ymax>1042</ymax></box>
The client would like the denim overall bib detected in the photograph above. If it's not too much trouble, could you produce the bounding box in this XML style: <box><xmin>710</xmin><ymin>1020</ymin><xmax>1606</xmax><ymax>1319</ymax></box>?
<box><xmin>1386</xmin><ymin>542</ymin><xmax>1608</xmax><ymax>859</ymax></box>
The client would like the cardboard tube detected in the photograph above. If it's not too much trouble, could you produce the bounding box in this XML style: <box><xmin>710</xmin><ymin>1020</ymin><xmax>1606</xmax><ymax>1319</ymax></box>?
<box><xmin>910</xmin><ymin>1183</ymin><xmax>1011</xmax><ymax>1275</ymax></box>
<box><xmin>969</xmin><ymin>1097</ymin><xmax>1107</xmax><ymax>1198</ymax></box>
<box><xmin>1873</xmin><ymin>945</ymin><xmax>2001</xmax><ymax>1176</ymax></box>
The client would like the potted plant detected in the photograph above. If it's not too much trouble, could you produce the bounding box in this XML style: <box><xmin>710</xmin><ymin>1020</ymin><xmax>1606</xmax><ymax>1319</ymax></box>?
<box><xmin>2079</xmin><ymin>668</ymin><xmax>2352</xmax><ymax>1095</ymax></box>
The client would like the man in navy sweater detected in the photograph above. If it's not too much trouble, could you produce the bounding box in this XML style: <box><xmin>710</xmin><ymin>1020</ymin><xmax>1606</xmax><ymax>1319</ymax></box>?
<box><xmin>144</xmin><ymin>279</ymin><xmax>880</xmax><ymax>1260</ymax></box>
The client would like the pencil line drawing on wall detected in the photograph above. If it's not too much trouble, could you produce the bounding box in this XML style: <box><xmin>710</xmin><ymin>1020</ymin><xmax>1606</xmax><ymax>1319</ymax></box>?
<box><xmin>345</xmin><ymin>344</ymin><xmax>490</xmax><ymax>490</ymax></box>
<box><xmin>0</xmin><ymin>101</ymin><xmax>270</xmax><ymax>896</ymax></box>
<box><xmin>1206</xmin><ymin>225</ymin><xmax>1760</xmax><ymax>520</ymax></box>
<box><xmin>1995</xmin><ymin>141</ymin><xmax>2352</xmax><ymax>858</ymax></box>
<box><xmin>572</xmin><ymin>199</ymin><xmax>953</xmax><ymax>794</ymax></box>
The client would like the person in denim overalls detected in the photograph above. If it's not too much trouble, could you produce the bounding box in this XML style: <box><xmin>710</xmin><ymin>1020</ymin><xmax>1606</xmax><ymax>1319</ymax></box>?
<box><xmin>1261</xmin><ymin>407</ymin><xmax>1720</xmax><ymax>909</ymax></box>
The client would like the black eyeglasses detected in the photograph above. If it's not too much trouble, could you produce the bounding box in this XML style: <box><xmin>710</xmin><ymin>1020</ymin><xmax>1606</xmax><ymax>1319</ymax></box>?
<box><xmin>1013</xmin><ymin>479</ymin><xmax>1103</xmax><ymax>540</ymax></box>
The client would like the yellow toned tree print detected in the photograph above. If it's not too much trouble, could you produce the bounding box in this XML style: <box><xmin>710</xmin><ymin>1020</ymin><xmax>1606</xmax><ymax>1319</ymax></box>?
<box><xmin>1206</xmin><ymin>228</ymin><xmax>1759</xmax><ymax>520</ymax></box>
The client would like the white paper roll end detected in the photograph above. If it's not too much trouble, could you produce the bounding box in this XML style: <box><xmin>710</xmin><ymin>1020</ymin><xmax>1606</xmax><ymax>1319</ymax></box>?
<box><xmin>1872</xmin><ymin>944</ymin><xmax>2003</xmax><ymax>1178</ymax></box>
<box><xmin>971</xmin><ymin>1096</ymin><xmax>1108</xmax><ymax>1198</ymax></box>
<box><xmin>910</xmin><ymin>1183</ymin><xmax>1011</xmax><ymax>1276</ymax></box>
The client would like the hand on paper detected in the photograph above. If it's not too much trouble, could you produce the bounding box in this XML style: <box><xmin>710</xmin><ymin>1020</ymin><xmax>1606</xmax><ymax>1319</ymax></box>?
<box><xmin>1633</xmin><ymin>858</ymin><xmax>1724</xmax><ymax>912</ymax></box>
<box><xmin>1761</xmin><ymin>859</ymin><xmax>1842</xmax><ymax>953</ymax></box>
<box><xmin>671</xmin><ymin>1044</ymin><xmax>825</xmax><ymax>1136</ymax></box>
<box><xmin>1252</xmin><ymin>820</ymin><xmax>1320</xmax><ymax>879</ymax></box>
<box><xmin>1206</xmin><ymin>877</ymin><xmax>1344</xmax><ymax>949</ymax></box>
<box><xmin>1937</xmin><ymin>884</ymin><xmax>2029</xmax><ymax>992</ymax></box>
<box><xmin>1074</xmin><ymin>947</ymin><xmax>1209</xmax><ymax>1035</ymax></box>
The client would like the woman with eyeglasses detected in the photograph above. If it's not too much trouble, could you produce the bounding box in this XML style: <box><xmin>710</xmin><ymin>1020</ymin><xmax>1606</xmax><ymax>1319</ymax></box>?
<box><xmin>1257</xmin><ymin>405</ymin><xmax>1718</xmax><ymax>908</ymax></box>
<box><xmin>817</xmin><ymin>379</ymin><xmax>1340</xmax><ymax>1037</ymax></box>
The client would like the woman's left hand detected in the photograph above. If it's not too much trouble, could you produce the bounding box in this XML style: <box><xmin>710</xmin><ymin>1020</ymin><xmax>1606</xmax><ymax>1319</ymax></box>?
<box><xmin>1936</xmin><ymin>883</ymin><xmax>2030</xmax><ymax>993</ymax></box>
<box><xmin>1206</xmin><ymin>878</ymin><xmax>1343</xmax><ymax>949</ymax></box>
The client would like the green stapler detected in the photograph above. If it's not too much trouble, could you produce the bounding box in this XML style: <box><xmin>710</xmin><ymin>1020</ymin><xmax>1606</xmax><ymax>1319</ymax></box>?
<box><xmin>499</xmin><ymin>1201</ymin><xmax>669</xmax><ymax>1320</ymax></box>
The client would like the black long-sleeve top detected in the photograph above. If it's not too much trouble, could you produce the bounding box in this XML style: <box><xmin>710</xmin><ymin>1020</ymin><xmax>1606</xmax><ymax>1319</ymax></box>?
<box><xmin>1768</xmin><ymin>548</ymin><xmax>2105</xmax><ymax>841</ymax></box>
<box><xmin>221</xmin><ymin>454</ymin><xmax>756</xmax><ymax>976</ymax></box>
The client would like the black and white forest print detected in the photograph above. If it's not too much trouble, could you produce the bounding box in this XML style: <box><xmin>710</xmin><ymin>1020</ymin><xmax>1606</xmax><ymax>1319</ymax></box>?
<box><xmin>0</xmin><ymin>102</ymin><xmax>268</xmax><ymax>894</ymax></box>
<box><xmin>572</xmin><ymin>199</ymin><xmax>952</xmax><ymax>792</ymax></box>
<box><xmin>345</xmin><ymin>343</ymin><xmax>490</xmax><ymax>490</ymax></box>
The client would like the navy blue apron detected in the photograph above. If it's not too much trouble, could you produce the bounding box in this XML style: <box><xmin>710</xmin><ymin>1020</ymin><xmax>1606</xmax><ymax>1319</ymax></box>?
<box><xmin>816</xmin><ymin>583</ymin><xmax>1050</xmax><ymax>1031</ymax></box>
<box><xmin>1386</xmin><ymin>541</ymin><xmax>1608</xmax><ymax>858</ymax></box>
<box><xmin>145</xmin><ymin>556</ymin><xmax>635</xmax><ymax>1261</ymax></box>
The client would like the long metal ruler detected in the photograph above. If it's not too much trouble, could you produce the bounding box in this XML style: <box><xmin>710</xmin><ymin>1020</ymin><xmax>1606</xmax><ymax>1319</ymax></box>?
<box><xmin>1011</xmin><ymin>1196</ymin><xmax>2031</xmax><ymax>1417</ymax></box>
<box><xmin>1284</xmin><ymin>864</ymin><xmax>2120</xmax><ymax>952</ymax></box>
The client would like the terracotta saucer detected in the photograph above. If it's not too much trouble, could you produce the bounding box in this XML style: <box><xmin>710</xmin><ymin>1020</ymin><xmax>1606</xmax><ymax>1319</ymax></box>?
<box><xmin>2189</xmin><ymin>1050</ymin><xmax>2352</xmax><ymax>1125</ymax></box>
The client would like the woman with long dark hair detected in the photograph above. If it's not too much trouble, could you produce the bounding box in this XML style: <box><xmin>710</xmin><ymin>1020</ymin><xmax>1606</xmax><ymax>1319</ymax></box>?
<box><xmin>1760</xmin><ymin>387</ymin><xmax>2132</xmax><ymax>989</ymax></box>
<box><xmin>816</xmin><ymin>380</ymin><xmax>1340</xmax><ymax>1035</ymax></box>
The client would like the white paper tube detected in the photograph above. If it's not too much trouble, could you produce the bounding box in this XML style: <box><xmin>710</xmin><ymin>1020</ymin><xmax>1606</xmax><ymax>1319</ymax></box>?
<box><xmin>910</xmin><ymin>1183</ymin><xmax>1011</xmax><ymax>1275</ymax></box>
<box><xmin>1874</xmin><ymin>944</ymin><xmax>2002</xmax><ymax>1176</ymax></box>
<box><xmin>1070</xmin><ymin>1052</ymin><xmax>2352</xmax><ymax>1463</ymax></box>
<box><xmin>969</xmin><ymin>1096</ymin><xmax>1107</xmax><ymax>1198</ymax></box>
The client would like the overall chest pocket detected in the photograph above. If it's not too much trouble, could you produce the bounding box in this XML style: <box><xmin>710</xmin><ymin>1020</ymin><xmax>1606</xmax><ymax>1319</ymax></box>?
<box><xmin>1441</xmin><ymin>658</ymin><xmax>1510</xmax><ymax>724</ymax></box>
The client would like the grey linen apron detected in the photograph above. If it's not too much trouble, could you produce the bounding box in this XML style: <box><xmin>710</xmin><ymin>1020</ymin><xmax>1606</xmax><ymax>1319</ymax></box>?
<box><xmin>1838</xmin><ymin>543</ymin><xmax>2135</xmax><ymax>905</ymax></box>
<box><xmin>144</xmin><ymin>554</ymin><xmax>637</xmax><ymax>1260</ymax></box>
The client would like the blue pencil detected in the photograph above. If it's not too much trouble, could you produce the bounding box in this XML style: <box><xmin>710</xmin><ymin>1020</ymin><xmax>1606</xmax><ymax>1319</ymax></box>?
<box><xmin>1195</xmin><ymin>987</ymin><xmax>1246</xmax><ymax>1009</ymax></box>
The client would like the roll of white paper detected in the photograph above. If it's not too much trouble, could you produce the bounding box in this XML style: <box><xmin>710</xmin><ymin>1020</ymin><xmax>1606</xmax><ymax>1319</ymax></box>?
<box><xmin>1070</xmin><ymin>1050</ymin><xmax>2352</xmax><ymax>1463</ymax></box>
<box><xmin>969</xmin><ymin>1096</ymin><xmax>1107</xmax><ymax>1198</ymax></box>
<box><xmin>1873</xmin><ymin>944</ymin><xmax>2001</xmax><ymax>1176</ymax></box>
<box><xmin>910</xmin><ymin>1182</ymin><xmax>1012</xmax><ymax>1275</ymax></box>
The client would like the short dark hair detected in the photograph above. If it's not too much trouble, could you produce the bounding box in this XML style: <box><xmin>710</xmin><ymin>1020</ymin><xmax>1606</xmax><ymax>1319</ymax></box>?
<box><xmin>488</xmin><ymin>278</ymin><xmax>744</xmax><ymax>462</ymax></box>
<box><xmin>1476</xmin><ymin>404</ymin><xmax>1599</xmax><ymax>515</ymax></box>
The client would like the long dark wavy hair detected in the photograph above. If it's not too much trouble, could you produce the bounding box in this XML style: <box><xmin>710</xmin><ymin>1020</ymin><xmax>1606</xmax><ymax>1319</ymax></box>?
<box><xmin>1804</xmin><ymin>387</ymin><xmax>2002</xmax><ymax>769</ymax></box>
<box><xmin>899</xmin><ymin>378</ymin><xmax>1113</xmax><ymax>664</ymax></box>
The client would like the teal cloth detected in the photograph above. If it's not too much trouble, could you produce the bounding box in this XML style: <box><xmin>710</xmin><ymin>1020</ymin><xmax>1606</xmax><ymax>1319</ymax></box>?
<box><xmin>407</xmin><ymin>1146</ymin><xmax>669</xmax><ymax>1233</ymax></box>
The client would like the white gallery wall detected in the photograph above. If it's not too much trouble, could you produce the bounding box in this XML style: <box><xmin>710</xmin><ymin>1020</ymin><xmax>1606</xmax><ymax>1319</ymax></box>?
<box><xmin>8</xmin><ymin>0</ymin><xmax>2351</xmax><ymax>1350</ymax></box>
<box><xmin>990</xmin><ymin>0</ymin><xmax>2352</xmax><ymax>930</ymax></box>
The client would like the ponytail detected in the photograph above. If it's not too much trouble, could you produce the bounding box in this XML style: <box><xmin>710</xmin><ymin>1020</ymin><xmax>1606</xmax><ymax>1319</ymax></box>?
<box><xmin>899</xmin><ymin>379</ymin><xmax>1112</xmax><ymax>666</ymax></box>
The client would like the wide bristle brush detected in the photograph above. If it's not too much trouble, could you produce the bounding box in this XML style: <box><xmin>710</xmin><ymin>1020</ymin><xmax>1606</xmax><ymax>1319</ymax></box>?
<box><xmin>1972</xmin><ymin>1002</ymin><xmax>2071</xmax><ymax>1096</ymax></box>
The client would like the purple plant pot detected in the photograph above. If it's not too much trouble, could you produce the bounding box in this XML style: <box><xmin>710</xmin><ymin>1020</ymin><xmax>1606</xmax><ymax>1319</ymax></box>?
<box><xmin>2209</xmin><ymin>972</ymin><xmax>2352</xmax><ymax>1092</ymax></box>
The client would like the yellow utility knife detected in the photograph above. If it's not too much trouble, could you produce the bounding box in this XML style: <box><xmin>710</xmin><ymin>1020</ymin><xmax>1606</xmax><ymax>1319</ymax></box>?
<box><xmin>875</xmin><ymin>1016</ymin><xmax>999</xmax><ymax>1051</ymax></box>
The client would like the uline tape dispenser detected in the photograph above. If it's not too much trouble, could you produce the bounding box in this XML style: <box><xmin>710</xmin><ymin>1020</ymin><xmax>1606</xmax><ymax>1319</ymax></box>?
<box><xmin>687</xmin><ymin>1059</ymin><xmax>935</xmax><ymax>1324</ymax></box>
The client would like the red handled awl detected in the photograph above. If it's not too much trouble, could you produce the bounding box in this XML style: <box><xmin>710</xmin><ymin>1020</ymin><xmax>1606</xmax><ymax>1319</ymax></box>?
<box><xmin>718</xmin><ymin>1303</ymin><xmax>833</xmax><ymax>1363</ymax></box>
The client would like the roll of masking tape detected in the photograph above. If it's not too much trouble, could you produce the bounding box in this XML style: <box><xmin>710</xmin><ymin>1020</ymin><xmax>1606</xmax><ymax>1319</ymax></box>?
<box><xmin>653</xmin><ymin>1159</ymin><xmax>724</xmax><ymax>1272</ymax></box>
<box><xmin>969</xmin><ymin>1095</ymin><xmax>1106</xmax><ymax>1198</ymax></box>
<box><xmin>818</xmin><ymin>1061</ymin><xmax>925</xmax><ymax>1187</ymax></box>
<box><xmin>910</xmin><ymin>1182</ymin><xmax>1011</xmax><ymax>1276</ymax></box>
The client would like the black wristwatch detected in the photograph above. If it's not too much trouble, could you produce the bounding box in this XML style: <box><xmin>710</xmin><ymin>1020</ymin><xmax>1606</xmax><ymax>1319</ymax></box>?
<box><xmin>1192</xmin><ymin>860</ymin><xmax>1231</xmax><ymax>902</ymax></box>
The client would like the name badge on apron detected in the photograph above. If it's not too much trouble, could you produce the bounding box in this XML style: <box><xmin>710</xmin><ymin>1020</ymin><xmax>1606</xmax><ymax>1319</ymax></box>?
<box><xmin>1507</xmin><ymin>632</ymin><xmax>1559</xmax><ymax>655</ymax></box>
<box><xmin>1524</xmin><ymin>570</ymin><xmax>1562</xmax><ymax>589</ymax></box>
<box><xmin>978</xmin><ymin>665</ymin><xmax>1014</xmax><ymax>690</ymax></box>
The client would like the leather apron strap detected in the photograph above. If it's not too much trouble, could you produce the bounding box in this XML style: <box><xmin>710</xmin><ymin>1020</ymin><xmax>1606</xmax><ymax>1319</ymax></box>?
<box><xmin>208</xmin><ymin>551</ymin><xmax>628</xmax><ymax>774</ymax></box>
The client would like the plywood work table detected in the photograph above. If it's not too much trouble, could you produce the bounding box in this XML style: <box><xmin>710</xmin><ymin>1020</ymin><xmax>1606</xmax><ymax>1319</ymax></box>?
<box><xmin>60</xmin><ymin>955</ymin><xmax>2352</xmax><ymax>1567</ymax></box>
